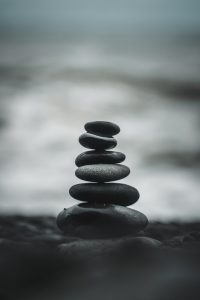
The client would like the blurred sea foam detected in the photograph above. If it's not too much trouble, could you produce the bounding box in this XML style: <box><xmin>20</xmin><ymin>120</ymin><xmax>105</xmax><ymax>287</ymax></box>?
<box><xmin>0</xmin><ymin>0</ymin><xmax>200</xmax><ymax>220</ymax></box>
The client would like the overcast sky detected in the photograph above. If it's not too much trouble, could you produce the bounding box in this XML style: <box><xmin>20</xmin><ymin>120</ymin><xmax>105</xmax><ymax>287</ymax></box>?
<box><xmin>0</xmin><ymin>0</ymin><xmax>200</xmax><ymax>35</ymax></box>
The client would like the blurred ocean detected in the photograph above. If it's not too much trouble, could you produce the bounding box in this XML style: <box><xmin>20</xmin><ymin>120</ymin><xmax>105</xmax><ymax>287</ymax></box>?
<box><xmin>0</xmin><ymin>0</ymin><xmax>200</xmax><ymax>220</ymax></box>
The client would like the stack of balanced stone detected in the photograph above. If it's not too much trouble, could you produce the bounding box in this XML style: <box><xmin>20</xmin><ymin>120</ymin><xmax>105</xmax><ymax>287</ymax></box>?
<box><xmin>57</xmin><ymin>121</ymin><xmax>148</xmax><ymax>239</ymax></box>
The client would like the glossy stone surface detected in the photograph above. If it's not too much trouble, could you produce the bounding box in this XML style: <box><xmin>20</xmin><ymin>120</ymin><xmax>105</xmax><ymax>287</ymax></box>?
<box><xmin>56</xmin><ymin>203</ymin><xmax>148</xmax><ymax>239</ymax></box>
<box><xmin>69</xmin><ymin>183</ymin><xmax>140</xmax><ymax>206</ymax></box>
<box><xmin>85</xmin><ymin>121</ymin><xmax>120</xmax><ymax>137</ymax></box>
<box><xmin>79</xmin><ymin>133</ymin><xmax>117</xmax><ymax>150</ymax></box>
<box><xmin>75</xmin><ymin>164</ymin><xmax>130</xmax><ymax>182</ymax></box>
<box><xmin>75</xmin><ymin>150</ymin><xmax>126</xmax><ymax>167</ymax></box>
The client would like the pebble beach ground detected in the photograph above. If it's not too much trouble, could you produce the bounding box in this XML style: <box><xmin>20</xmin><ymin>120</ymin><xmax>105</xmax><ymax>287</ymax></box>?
<box><xmin>0</xmin><ymin>216</ymin><xmax>200</xmax><ymax>300</ymax></box>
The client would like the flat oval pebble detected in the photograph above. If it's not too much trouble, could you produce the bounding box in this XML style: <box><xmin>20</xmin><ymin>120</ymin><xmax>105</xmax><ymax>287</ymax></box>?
<box><xmin>56</xmin><ymin>203</ymin><xmax>148</xmax><ymax>239</ymax></box>
<box><xmin>69</xmin><ymin>183</ymin><xmax>139</xmax><ymax>206</ymax></box>
<box><xmin>85</xmin><ymin>121</ymin><xmax>120</xmax><ymax>137</ymax></box>
<box><xmin>59</xmin><ymin>237</ymin><xmax>161</xmax><ymax>259</ymax></box>
<box><xmin>121</xmin><ymin>237</ymin><xmax>162</xmax><ymax>250</ymax></box>
<box><xmin>75</xmin><ymin>151</ymin><xmax>125</xmax><ymax>167</ymax></box>
<box><xmin>79</xmin><ymin>133</ymin><xmax>117</xmax><ymax>150</ymax></box>
<box><xmin>75</xmin><ymin>164</ymin><xmax>130</xmax><ymax>182</ymax></box>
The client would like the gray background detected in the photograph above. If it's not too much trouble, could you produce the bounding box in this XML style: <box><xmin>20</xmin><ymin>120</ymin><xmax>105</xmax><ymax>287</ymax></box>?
<box><xmin>0</xmin><ymin>0</ymin><xmax>200</xmax><ymax>220</ymax></box>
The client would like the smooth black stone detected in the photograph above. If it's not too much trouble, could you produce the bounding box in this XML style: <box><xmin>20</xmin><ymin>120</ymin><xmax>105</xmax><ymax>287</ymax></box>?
<box><xmin>75</xmin><ymin>151</ymin><xmax>126</xmax><ymax>167</ymax></box>
<box><xmin>85</xmin><ymin>121</ymin><xmax>120</xmax><ymax>137</ymax></box>
<box><xmin>119</xmin><ymin>237</ymin><xmax>162</xmax><ymax>251</ymax></box>
<box><xmin>79</xmin><ymin>133</ymin><xmax>117</xmax><ymax>150</ymax></box>
<box><xmin>56</xmin><ymin>203</ymin><xmax>148</xmax><ymax>239</ymax></box>
<box><xmin>58</xmin><ymin>237</ymin><xmax>161</xmax><ymax>259</ymax></box>
<box><xmin>69</xmin><ymin>183</ymin><xmax>140</xmax><ymax>206</ymax></box>
<box><xmin>75</xmin><ymin>164</ymin><xmax>130</xmax><ymax>182</ymax></box>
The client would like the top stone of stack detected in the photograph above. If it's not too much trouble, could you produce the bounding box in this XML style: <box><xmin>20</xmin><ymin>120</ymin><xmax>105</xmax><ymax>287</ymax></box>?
<box><xmin>79</xmin><ymin>121</ymin><xmax>120</xmax><ymax>150</ymax></box>
<box><xmin>85</xmin><ymin>121</ymin><xmax>120</xmax><ymax>137</ymax></box>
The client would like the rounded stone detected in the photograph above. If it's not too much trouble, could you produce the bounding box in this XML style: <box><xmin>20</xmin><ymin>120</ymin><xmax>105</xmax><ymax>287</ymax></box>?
<box><xmin>56</xmin><ymin>203</ymin><xmax>148</xmax><ymax>239</ymax></box>
<box><xmin>120</xmin><ymin>237</ymin><xmax>162</xmax><ymax>251</ymax></box>
<box><xmin>69</xmin><ymin>183</ymin><xmax>139</xmax><ymax>206</ymax></box>
<box><xmin>79</xmin><ymin>133</ymin><xmax>117</xmax><ymax>150</ymax></box>
<box><xmin>58</xmin><ymin>237</ymin><xmax>161</xmax><ymax>259</ymax></box>
<box><xmin>85</xmin><ymin>121</ymin><xmax>120</xmax><ymax>137</ymax></box>
<box><xmin>75</xmin><ymin>164</ymin><xmax>130</xmax><ymax>182</ymax></box>
<box><xmin>75</xmin><ymin>151</ymin><xmax>126</xmax><ymax>167</ymax></box>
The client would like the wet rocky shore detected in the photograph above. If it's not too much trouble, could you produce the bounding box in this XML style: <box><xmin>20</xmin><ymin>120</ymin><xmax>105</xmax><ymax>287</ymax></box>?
<box><xmin>1</xmin><ymin>216</ymin><xmax>200</xmax><ymax>248</ymax></box>
<box><xmin>0</xmin><ymin>216</ymin><xmax>200</xmax><ymax>300</ymax></box>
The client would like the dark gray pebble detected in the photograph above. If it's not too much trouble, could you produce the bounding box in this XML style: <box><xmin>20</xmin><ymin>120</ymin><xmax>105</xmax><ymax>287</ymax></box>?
<box><xmin>69</xmin><ymin>183</ymin><xmax>140</xmax><ymax>206</ymax></box>
<box><xmin>56</xmin><ymin>203</ymin><xmax>148</xmax><ymax>239</ymax></box>
<box><xmin>58</xmin><ymin>237</ymin><xmax>161</xmax><ymax>259</ymax></box>
<box><xmin>75</xmin><ymin>164</ymin><xmax>130</xmax><ymax>182</ymax></box>
<box><xmin>119</xmin><ymin>236</ymin><xmax>162</xmax><ymax>251</ymax></box>
<box><xmin>75</xmin><ymin>150</ymin><xmax>125</xmax><ymax>167</ymax></box>
<box><xmin>79</xmin><ymin>133</ymin><xmax>117</xmax><ymax>150</ymax></box>
<box><xmin>85</xmin><ymin>121</ymin><xmax>120</xmax><ymax>137</ymax></box>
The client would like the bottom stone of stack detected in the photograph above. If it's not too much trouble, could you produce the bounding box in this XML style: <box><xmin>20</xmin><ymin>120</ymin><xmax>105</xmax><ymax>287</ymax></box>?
<box><xmin>57</xmin><ymin>203</ymin><xmax>148</xmax><ymax>239</ymax></box>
